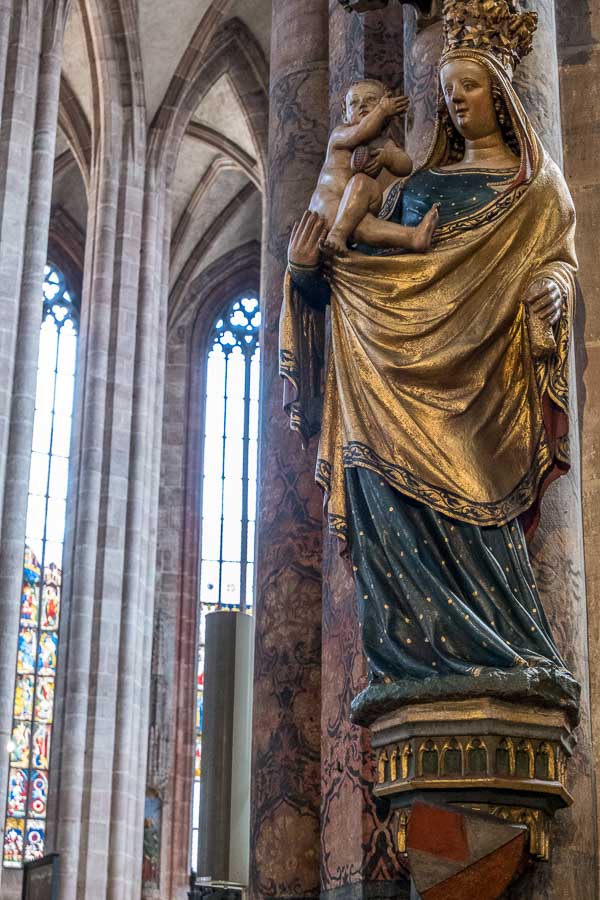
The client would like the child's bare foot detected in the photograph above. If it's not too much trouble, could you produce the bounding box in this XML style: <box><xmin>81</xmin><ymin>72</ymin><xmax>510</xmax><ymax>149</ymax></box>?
<box><xmin>320</xmin><ymin>229</ymin><xmax>349</xmax><ymax>257</ymax></box>
<box><xmin>411</xmin><ymin>203</ymin><xmax>440</xmax><ymax>253</ymax></box>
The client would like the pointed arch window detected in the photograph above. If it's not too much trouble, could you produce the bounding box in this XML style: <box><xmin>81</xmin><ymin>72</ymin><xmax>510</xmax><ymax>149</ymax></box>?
<box><xmin>190</xmin><ymin>295</ymin><xmax>261</xmax><ymax>867</ymax></box>
<box><xmin>3</xmin><ymin>265</ymin><xmax>79</xmax><ymax>868</ymax></box>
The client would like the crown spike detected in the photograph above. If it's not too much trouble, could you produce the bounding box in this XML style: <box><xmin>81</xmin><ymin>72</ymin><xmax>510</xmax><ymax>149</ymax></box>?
<box><xmin>442</xmin><ymin>0</ymin><xmax>538</xmax><ymax>73</ymax></box>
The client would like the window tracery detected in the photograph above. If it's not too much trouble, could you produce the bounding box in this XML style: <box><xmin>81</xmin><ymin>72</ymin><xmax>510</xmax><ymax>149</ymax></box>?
<box><xmin>190</xmin><ymin>295</ymin><xmax>261</xmax><ymax>867</ymax></box>
<box><xmin>3</xmin><ymin>265</ymin><xmax>78</xmax><ymax>868</ymax></box>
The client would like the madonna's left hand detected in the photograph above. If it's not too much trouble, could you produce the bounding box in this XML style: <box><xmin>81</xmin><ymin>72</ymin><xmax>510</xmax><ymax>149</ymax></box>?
<box><xmin>523</xmin><ymin>277</ymin><xmax>563</xmax><ymax>325</ymax></box>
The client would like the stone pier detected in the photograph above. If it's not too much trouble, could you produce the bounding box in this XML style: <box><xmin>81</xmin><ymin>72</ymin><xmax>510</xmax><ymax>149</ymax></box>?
<box><xmin>250</xmin><ymin>1</ymin><xmax>329</xmax><ymax>897</ymax></box>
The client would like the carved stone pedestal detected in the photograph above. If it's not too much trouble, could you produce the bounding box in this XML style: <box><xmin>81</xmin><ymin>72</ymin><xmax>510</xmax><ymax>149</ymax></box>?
<box><xmin>370</xmin><ymin>698</ymin><xmax>576</xmax><ymax>877</ymax></box>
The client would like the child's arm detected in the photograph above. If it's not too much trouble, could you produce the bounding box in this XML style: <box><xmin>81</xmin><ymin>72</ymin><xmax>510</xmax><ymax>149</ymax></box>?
<box><xmin>331</xmin><ymin>95</ymin><xmax>409</xmax><ymax>151</ymax></box>
<box><xmin>368</xmin><ymin>139</ymin><xmax>413</xmax><ymax>178</ymax></box>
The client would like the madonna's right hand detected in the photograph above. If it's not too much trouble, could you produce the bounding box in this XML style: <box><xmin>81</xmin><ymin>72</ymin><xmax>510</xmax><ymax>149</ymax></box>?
<box><xmin>288</xmin><ymin>210</ymin><xmax>328</xmax><ymax>270</ymax></box>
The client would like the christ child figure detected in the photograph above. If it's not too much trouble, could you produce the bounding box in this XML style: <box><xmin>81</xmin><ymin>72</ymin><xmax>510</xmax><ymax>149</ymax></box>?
<box><xmin>309</xmin><ymin>78</ymin><xmax>439</xmax><ymax>256</ymax></box>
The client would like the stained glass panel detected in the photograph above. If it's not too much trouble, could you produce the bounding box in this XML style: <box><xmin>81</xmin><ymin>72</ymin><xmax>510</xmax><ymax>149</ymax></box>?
<box><xmin>7</xmin><ymin>771</ymin><xmax>28</xmax><ymax>819</ymax></box>
<box><xmin>3</xmin><ymin>264</ymin><xmax>78</xmax><ymax>868</ymax></box>
<box><xmin>191</xmin><ymin>295</ymin><xmax>261</xmax><ymax>869</ymax></box>
<box><xmin>4</xmin><ymin>820</ymin><xmax>24</xmax><ymax>866</ymax></box>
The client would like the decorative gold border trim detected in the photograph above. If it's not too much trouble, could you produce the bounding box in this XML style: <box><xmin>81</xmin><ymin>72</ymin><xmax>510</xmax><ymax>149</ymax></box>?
<box><xmin>331</xmin><ymin>437</ymin><xmax>552</xmax><ymax>529</ymax></box>
<box><xmin>377</xmin><ymin>171</ymin><xmax>529</xmax><ymax>252</ymax></box>
<box><xmin>373</xmin><ymin>775</ymin><xmax>573</xmax><ymax>805</ymax></box>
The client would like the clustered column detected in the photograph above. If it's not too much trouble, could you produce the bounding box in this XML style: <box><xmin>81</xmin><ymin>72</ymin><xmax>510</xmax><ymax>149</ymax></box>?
<box><xmin>45</xmin><ymin>5</ymin><xmax>170</xmax><ymax>899</ymax></box>
<box><xmin>0</xmin><ymin>5</ymin><xmax>72</xmax><ymax>896</ymax></box>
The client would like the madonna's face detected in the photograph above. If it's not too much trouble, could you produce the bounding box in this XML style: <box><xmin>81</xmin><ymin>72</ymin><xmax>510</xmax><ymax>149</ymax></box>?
<box><xmin>440</xmin><ymin>59</ymin><xmax>499</xmax><ymax>141</ymax></box>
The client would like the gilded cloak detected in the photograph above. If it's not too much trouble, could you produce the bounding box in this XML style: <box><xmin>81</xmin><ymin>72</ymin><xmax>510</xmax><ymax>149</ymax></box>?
<box><xmin>280</xmin><ymin>51</ymin><xmax>576</xmax><ymax>544</ymax></box>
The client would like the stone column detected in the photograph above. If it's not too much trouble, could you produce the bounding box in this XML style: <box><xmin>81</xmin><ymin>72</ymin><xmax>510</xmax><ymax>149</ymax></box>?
<box><xmin>0</xmin><ymin>3</ymin><xmax>42</xmax><ymax>524</ymax></box>
<box><xmin>107</xmin><ymin>160</ymin><xmax>171</xmax><ymax>900</ymax></box>
<box><xmin>556</xmin><ymin>0</ymin><xmax>600</xmax><ymax>882</ymax></box>
<box><xmin>250</xmin><ymin>2</ymin><xmax>329</xmax><ymax>897</ymax></box>
<box><xmin>49</xmin><ymin>136</ymin><xmax>147</xmax><ymax>900</ymax></box>
<box><xmin>0</xmin><ymin>0</ymin><xmax>13</xmax><ymax>129</ymax></box>
<box><xmin>321</xmin><ymin>6</ymin><xmax>410</xmax><ymax>897</ymax></box>
<box><xmin>509</xmin><ymin>3</ymin><xmax>596</xmax><ymax>897</ymax></box>
<box><xmin>403</xmin><ymin>6</ymin><xmax>443</xmax><ymax>166</ymax></box>
<box><xmin>329</xmin><ymin>0</ymin><xmax>405</xmax><ymax>126</ymax></box>
<box><xmin>45</xmin><ymin>6</ymin><xmax>164</xmax><ymax>897</ymax></box>
<box><xmin>401</xmin><ymin>3</ymin><xmax>597</xmax><ymax>897</ymax></box>
<box><xmin>0</xmin><ymin>6</ymin><xmax>72</xmax><ymax>895</ymax></box>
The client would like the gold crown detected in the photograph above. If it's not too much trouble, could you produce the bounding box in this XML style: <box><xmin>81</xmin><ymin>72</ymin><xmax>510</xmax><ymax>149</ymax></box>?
<box><xmin>443</xmin><ymin>0</ymin><xmax>538</xmax><ymax>72</ymax></box>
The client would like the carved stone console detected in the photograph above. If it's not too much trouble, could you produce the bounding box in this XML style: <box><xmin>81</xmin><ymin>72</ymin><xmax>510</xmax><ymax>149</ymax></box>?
<box><xmin>370</xmin><ymin>698</ymin><xmax>575</xmax><ymax>874</ymax></box>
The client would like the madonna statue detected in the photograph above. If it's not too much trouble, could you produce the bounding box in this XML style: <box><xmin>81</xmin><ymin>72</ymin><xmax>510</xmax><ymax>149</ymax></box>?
<box><xmin>281</xmin><ymin>0</ymin><xmax>580</xmax><ymax>724</ymax></box>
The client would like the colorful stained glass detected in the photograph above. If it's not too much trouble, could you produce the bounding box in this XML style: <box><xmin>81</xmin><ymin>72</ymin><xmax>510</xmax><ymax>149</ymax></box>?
<box><xmin>191</xmin><ymin>296</ymin><xmax>260</xmax><ymax>867</ymax></box>
<box><xmin>195</xmin><ymin>740</ymin><xmax>202</xmax><ymax>781</ymax></box>
<box><xmin>7</xmin><ymin>771</ymin><xmax>28</xmax><ymax>818</ymax></box>
<box><xmin>3</xmin><ymin>819</ymin><xmax>25</xmax><ymax>867</ymax></box>
<box><xmin>34</xmin><ymin>678</ymin><xmax>55</xmax><ymax>724</ymax></box>
<box><xmin>37</xmin><ymin>632</ymin><xmax>58</xmax><ymax>676</ymax></box>
<box><xmin>14</xmin><ymin>675</ymin><xmax>35</xmax><ymax>721</ymax></box>
<box><xmin>196</xmin><ymin>688</ymin><xmax>203</xmax><ymax>734</ymax></box>
<box><xmin>142</xmin><ymin>795</ymin><xmax>161</xmax><ymax>885</ymax></box>
<box><xmin>17</xmin><ymin>629</ymin><xmax>37</xmax><ymax>675</ymax></box>
<box><xmin>3</xmin><ymin>264</ymin><xmax>78</xmax><ymax>869</ymax></box>
<box><xmin>28</xmin><ymin>772</ymin><xmax>48</xmax><ymax>819</ymax></box>
<box><xmin>24</xmin><ymin>821</ymin><xmax>45</xmax><ymax>861</ymax></box>
<box><xmin>31</xmin><ymin>725</ymin><xmax>51</xmax><ymax>770</ymax></box>
<box><xmin>10</xmin><ymin>722</ymin><xmax>31</xmax><ymax>769</ymax></box>
<box><xmin>23</xmin><ymin>548</ymin><xmax>41</xmax><ymax>586</ymax></box>
<box><xmin>20</xmin><ymin>583</ymin><xmax>39</xmax><ymax>628</ymax></box>
<box><xmin>41</xmin><ymin>579</ymin><xmax>60</xmax><ymax>630</ymax></box>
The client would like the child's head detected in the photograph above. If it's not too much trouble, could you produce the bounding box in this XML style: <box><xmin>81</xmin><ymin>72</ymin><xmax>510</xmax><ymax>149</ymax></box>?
<box><xmin>343</xmin><ymin>79</ymin><xmax>389</xmax><ymax>124</ymax></box>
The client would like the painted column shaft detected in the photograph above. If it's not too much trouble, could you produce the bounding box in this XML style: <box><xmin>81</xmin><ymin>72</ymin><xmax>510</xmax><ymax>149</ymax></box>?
<box><xmin>321</xmin><ymin>5</ymin><xmax>409</xmax><ymax>895</ymax></box>
<box><xmin>250</xmin><ymin>1</ymin><xmax>329</xmax><ymax>897</ymax></box>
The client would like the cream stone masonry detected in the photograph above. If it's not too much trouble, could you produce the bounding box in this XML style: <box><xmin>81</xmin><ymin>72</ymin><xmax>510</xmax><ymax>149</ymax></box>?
<box><xmin>0</xmin><ymin>6</ymin><xmax>72</xmax><ymax>898</ymax></box>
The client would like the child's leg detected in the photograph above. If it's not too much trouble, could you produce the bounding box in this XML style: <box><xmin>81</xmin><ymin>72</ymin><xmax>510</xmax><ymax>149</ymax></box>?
<box><xmin>354</xmin><ymin>203</ymin><xmax>440</xmax><ymax>252</ymax></box>
<box><xmin>321</xmin><ymin>174</ymin><xmax>382</xmax><ymax>256</ymax></box>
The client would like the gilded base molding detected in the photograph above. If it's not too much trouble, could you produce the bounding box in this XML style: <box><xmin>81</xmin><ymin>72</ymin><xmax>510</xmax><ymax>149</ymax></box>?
<box><xmin>369</xmin><ymin>698</ymin><xmax>575</xmax><ymax>863</ymax></box>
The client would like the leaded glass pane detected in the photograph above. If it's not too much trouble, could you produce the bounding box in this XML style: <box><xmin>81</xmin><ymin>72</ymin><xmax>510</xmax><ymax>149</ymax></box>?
<box><xmin>191</xmin><ymin>294</ymin><xmax>261</xmax><ymax>869</ymax></box>
<box><xmin>3</xmin><ymin>264</ymin><xmax>78</xmax><ymax>869</ymax></box>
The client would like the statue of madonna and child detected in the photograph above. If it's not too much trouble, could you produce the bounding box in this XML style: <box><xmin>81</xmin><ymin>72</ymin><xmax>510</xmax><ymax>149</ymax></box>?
<box><xmin>281</xmin><ymin>0</ymin><xmax>581</xmax><ymax>728</ymax></box>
